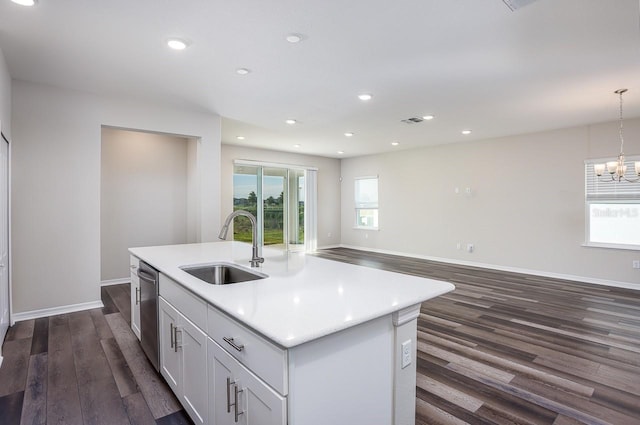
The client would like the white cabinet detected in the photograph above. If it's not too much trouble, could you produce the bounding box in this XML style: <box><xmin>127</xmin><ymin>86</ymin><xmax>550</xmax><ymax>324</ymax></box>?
<box><xmin>159</xmin><ymin>296</ymin><xmax>208</xmax><ymax>424</ymax></box>
<box><xmin>129</xmin><ymin>255</ymin><xmax>141</xmax><ymax>340</ymax></box>
<box><xmin>208</xmin><ymin>337</ymin><xmax>286</xmax><ymax>425</ymax></box>
<box><xmin>154</xmin><ymin>272</ymin><xmax>408</xmax><ymax>425</ymax></box>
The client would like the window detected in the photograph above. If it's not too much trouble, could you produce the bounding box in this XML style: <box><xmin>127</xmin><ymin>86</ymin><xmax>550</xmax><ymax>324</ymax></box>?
<box><xmin>355</xmin><ymin>176</ymin><xmax>379</xmax><ymax>229</ymax></box>
<box><xmin>585</xmin><ymin>157</ymin><xmax>640</xmax><ymax>250</ymax></box>
<box><xmin>232</xmin><ymin>160</ymin><xmax>317</xmax><ymax>252</ymax></box>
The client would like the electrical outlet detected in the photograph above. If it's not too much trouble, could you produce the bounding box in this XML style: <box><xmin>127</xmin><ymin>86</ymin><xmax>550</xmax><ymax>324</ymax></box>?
<box><xmin>467</xmin><ymin>243</ymin><xmax>474</xmax><ymax>253</ymax></box>
<box><xmin>327</xmin><ymin>232</ymin><xmax>332</xmax><ymax>238</ymax></box>
<box><xmin>633</xmin><ymin>260</ymin><xmax>640</xmax><ymax>269</ymax></box>
<box><xmin>456</xmin><ymin>242</ymin><xmax>461</xmax><ymax>250</ymax></box>
<box><xmin>401</xmin><ymin>340</ymin><xmax>412</xmax><ymax>369</ymax></box>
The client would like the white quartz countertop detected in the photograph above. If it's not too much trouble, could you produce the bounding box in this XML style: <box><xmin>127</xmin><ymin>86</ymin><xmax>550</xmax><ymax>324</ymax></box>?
<box><xmin>129</xmin><ymin>241</ymin><xmax>455</xmax><ymax>348</ymax></box>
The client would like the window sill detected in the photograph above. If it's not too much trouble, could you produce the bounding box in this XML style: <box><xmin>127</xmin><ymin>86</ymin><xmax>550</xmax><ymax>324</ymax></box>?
<box><xmin>582</xmin><ymin>242</ymin><xmax>640</xmax><ymax>251</ymax></box>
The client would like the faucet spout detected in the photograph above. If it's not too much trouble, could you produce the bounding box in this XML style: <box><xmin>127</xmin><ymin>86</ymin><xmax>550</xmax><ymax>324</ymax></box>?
<box><xmin>219</xmin><ymin>210</ymin><xmax>264</xmax><ymax>268</ymax></box>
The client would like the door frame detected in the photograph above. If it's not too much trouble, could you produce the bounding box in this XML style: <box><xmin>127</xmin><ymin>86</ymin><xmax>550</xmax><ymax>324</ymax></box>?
<box><xmin>0</xmin><ymin>128</ymin><xmax>11</xmax><ymax>367</ymax></box>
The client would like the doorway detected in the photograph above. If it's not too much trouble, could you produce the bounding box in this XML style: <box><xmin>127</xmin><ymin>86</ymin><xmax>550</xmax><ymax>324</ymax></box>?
<box><xmin>100</xmin><ymin>127</ymin><xmax>198</xmax><ymax>283</ymax></box>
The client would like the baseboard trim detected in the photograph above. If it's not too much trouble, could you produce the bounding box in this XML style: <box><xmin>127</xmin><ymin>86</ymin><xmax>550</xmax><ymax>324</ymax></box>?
<box><xmin>11</xmin><ymin>300</ymin><xmax>105</xmax><ymax>324</ymax></box>
<box><xmin>316</xmin><ymin>244</ymin><xmax>342</xmax><ymax>250</ymax></box>
<box><xmin>101</xmin><ymin>278</ymin><xmax>131</xmax><ymax>286</ymax></box>
<box><xmin>337</xmin><ymin>244</ymin><xmax>640</xmax><ymax>291</ymax></box>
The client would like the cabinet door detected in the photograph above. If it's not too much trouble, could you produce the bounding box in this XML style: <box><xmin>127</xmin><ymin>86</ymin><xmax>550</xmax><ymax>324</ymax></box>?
<box><xmin>209</xmin><ymin>338</ymin><xmax>236</xmax><ymax>425</ymax></box>
<box><xmin>179</xmin><ymin>315</ymin><xmax>208</xmax><ymax>425</ymax></box>
<box><xmin>159</xmin><ymin>297</ymin><xmax>180</xmax><ymax>393</ymax></box>
<box><xmin>208</xmin><ymin>338</ymin><xmax>286</xmax><ymax>425</ymax></box>
<box><xmin>130</xmin><ymin>257</ymin><xmax>141</xmax><ymax>340</ymax></box>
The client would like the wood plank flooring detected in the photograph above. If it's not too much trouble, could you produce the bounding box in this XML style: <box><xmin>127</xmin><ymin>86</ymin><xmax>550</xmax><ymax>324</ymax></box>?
<box><xmin>0</xmin><ymin>285</ymin><xmax>192</xmax><ymax>425</ymax></box>
<box><xmin>312</xmin><ymin>247</ymin><xmax>640</xmax><ymax>425</ymax></box>
<box><xmin>2</xmin><ymin>251</ymin><xmax>639</xmax><ymax>424</ymax></box>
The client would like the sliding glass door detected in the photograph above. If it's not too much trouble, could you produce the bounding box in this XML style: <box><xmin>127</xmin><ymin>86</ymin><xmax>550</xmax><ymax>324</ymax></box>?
<box><xmin>233</xmin><ymin>163</ymin><xmax>308</xmax><ymax>252</ymax></box>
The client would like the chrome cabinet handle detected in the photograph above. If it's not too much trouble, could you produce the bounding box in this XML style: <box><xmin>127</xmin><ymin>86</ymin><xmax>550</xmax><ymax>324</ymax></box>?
<box><xmin>226</xmin><ymin>377</ymin><xmax>243</xmax><ymax>422</ymax></box>
<box><xmin>135</xmin><ymin>287</ymin><xmax>140</xmax><ymax>305</ymax></box>
<box><xmin>223</xmin><ymin>337</ymin><xmax>244</xmax><ymax>352</ymax></box>
<box><xmin>226</xmin><ymin>377</ymin><xmax>233</xmax><ymax>413</ymax></box>
<box><xmin>170</xmin><ymin>323</ymin><xmax>174</xmax><ymax>348</ymax></box>
<box><xmin>234</xmin><ymin>384</ymin><xmax>244</xmax><ymax>422</ymax></box>
<box><xmin>130</xmin><ymin>265</ymin><xmax>136</xmax><ymax>269</ymax></box>
<box><xmin>174</xmin><ymin>327</ymin><xmax>180</xmax><ymax>352</ymax></box>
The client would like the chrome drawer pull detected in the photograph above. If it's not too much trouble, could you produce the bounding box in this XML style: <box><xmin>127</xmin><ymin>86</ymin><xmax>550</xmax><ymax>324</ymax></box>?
<box><xmin>135</xmin><ymin>287</ymin><xmax>140</xmax><ymax>305</ymax></box>
<box><xmin>223</xmin><ymin>337</ymin><xmax>244</xmax><ymax>352</ymax></box>
<box><xmin>170</xmin><ymin>323</ymin><xmax>175</xmax><ymax>348</ymax></box>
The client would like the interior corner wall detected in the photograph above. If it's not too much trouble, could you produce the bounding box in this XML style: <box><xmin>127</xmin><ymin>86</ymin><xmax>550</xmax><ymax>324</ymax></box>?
<box><xmin>220</xmin><ymin>144</ymin><xmax>342</xmax><ymax>249</ymax></box>
<box><xmin>101</xmin><ymin>128</ymin><xmax>190</xmax><ymax>282</ymax></box>
<box><xmin>0</xmin><ymin>48</ymin><xmax>11</xmax><ymax>138</ymax></box>
<box><xmin>340</xmin><ymin>118</ymin><xmax>640</xmax><ymax>287</ymax></box>
<box><xmin>11</xmin><ymin>80</ymin><xmax>221</xmax><ymax>315</ymax></box>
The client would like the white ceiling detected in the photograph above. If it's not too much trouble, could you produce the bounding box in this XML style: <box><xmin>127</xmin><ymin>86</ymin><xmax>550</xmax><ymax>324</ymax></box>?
<box><xmin>1</xmin><ymin>0</ymin><xmax>639</xmax><ymax>158</ymax></box>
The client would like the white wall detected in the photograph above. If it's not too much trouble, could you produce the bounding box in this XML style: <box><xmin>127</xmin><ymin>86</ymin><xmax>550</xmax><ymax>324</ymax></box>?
<box><xmin>11</xmin><ymin>80</ymin><xmax>221</xmax><ymax>315</ymax></box>
<box><xmin>220</xmin><ymin>145</ymin><xmax>341</xmax><ymax>248</ymax></box>
<box><xmin>101</xmin><ymin>128</ymin><xmax>191</xmax><ymax>281</ymax></box>
<box><xmin>341</xmin><ymin>119</ymin><xmax>640</xmax><ymax>287</ymax></box>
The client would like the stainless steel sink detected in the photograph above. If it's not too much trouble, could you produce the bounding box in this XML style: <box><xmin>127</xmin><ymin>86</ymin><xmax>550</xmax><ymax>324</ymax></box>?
<box><xmin>180</xmin><ymin>262</ymin><xmax>267</xmax><ymax>285</ymax></box>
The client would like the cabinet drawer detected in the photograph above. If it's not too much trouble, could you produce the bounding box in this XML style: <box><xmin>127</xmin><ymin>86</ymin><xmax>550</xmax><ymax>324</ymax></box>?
<box><xmin>159</xmin><ymin>274</ymin><xmax>207</xmax><ymax>331</ymax></box>
<box><xmin>208</xmin><ymin>305</ymin><xmax>288</xmax><ymax>395</ymax></box>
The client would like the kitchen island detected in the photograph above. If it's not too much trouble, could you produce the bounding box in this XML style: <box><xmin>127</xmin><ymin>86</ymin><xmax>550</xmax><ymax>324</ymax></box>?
<box><xmin>130</xmin><ymin>241</ymin><xmax>454</xmax><ymax>425</ymax></box>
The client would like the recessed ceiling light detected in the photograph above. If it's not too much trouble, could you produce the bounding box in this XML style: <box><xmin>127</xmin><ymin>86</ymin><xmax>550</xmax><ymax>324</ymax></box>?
<box><xmin>337</xmin><ymin>151</ymin><xmax>345</xmax><ymax>155</ymax></box>
<box><xmin>11</xmin><ymin>0</ymin><xmax>36</xmax><ymax>6</ymax></box>
<box><xmin>422</xmin><ymin>115</ymin><xmax>435</xmax><ymax>120</ymax></box>
<box><xmin>344</xmin><ymin>132</ymin><xmax>354</xmax><ymax>137</ymax></box>
<box><xmin>286</xmin><ymin>33</ymin><xmax>303</xmax><ymax>43</ymax></box>
<box><xmin>236</xmin><ymin>68</ymin><xmax>250</xmax><ymax>75</ymax></box>
<box><xmin>236</xmin><ymin>136</ymin><xmax>245</xmax><ymax>140</ymax></box>
<box><xmin>358</xmin><ymin>93</ymin><xmax>373</xmax><ymax>101</ymax></box>
<box><xmin>286</xmin><ymin>119</ymin><xmax>297</xmax><ymax>125</ymax></box>
<box><xmin>167</xmin><ymin>38</ymin><xmax>189</xmax><ymax>50</ymax></box>
<box><xmin>391</xmin><ymin>142</ymin><xmax>399</xmax><ymax>146</ymax></box>
<box><xmin>293</xmin><ymin>144</ymin><xmax>301</xmax><ymax>148</ymax></box>
<box><xmin>461</xmin><ymin>129</ymin><xmax>472</xmax><ymax>135</ymax></box>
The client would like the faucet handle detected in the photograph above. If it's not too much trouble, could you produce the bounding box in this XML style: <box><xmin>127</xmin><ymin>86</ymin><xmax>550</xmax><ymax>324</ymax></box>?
<box><xmin>250</xmin><ymin>257</ymin><xmax>264</xmax><ymax>267</ymax></box>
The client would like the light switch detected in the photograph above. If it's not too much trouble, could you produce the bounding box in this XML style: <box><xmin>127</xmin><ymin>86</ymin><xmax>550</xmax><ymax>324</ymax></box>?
<box><xmin>401</xmin><ymin>339</ymin><xmax>412</xmax><ymax>369</ymax></box>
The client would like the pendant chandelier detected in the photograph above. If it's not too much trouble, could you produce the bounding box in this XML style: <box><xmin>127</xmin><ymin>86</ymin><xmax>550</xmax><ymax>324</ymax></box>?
<box><xmin>594</xmin><ymin>89</ymin><xmax>640</xmax><ymax>182</ymax></box>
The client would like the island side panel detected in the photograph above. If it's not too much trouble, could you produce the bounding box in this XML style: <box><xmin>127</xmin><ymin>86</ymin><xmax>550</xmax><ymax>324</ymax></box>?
<box><xmin>287</xmin><ymin>315</ymin><xmax>394</xmax><ymax>425</ymax></box>
<box><xmin>392</xmin><ymin>304</ymin><xmax>421</xmax><ymax>425</ymax></box>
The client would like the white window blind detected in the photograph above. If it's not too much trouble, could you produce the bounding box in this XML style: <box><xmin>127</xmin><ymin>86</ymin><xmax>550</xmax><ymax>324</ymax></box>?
<box><xmin>585</xmin><ymin>158</ymin><xmax>640</xmax><ymax>200</ymax></box>
<box><xmin>355</xmin><ymin>177</ymin><xmax>378</xmax><ymax>208</ymax></box>
<box><xmin>584</xmin><ymin>157</ymin><xmax>640</xmax><ymax>250</ymax></box>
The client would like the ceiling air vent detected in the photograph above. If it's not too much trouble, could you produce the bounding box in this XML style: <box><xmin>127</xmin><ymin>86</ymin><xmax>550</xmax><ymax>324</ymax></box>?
<box><xmin>502</xmin><ymin>0</ymin><xmax>538</xmax><ymax>11</ymax></box>
<box><xmin>401</xmin><ymin>117</ymin><xmax>424</xmax><ymax>124</ymax></box>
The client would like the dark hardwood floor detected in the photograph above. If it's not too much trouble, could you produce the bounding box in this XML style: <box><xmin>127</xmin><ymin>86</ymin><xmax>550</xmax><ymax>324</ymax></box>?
<box><xmin>0</xmin><ymin>284</ymin><xmax>193</xmax><ymax>425</ymax></box>
<box><xmin>2</xmin><ymin>250</ymin><xmax>639</xmax><ymax>424</ymax></box>
<box><xmin>312</xmin><ymin>247</ymin><xmax>640</xmax><ymax>425</ymax></box>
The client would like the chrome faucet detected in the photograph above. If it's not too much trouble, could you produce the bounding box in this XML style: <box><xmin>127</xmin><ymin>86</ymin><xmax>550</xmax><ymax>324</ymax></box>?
<box><xmin>218</xmin><ymin>210</ymin><xmax>264</xmax><ymax>267</ymax></box>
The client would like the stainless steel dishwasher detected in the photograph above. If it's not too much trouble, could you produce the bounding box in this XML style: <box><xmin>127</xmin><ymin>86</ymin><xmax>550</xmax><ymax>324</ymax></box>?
<box><xmin>138</xmin><ymin>260</ymin><xmax>159</xmax><ymax>371</ymax></box>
